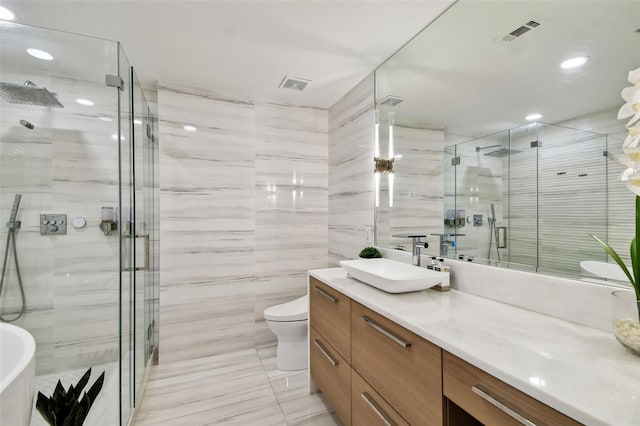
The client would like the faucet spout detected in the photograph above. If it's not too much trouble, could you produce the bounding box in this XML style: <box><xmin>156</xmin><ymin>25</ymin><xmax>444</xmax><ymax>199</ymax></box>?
<box><xmin>392</xmin><ymin>234</ymin><xmax>428</xmax><ymax>266</ymax></box>
<box><xmin>432</xmin><ymin>233</ymin><xmax>465</xmax><ymax>257</ymax></box>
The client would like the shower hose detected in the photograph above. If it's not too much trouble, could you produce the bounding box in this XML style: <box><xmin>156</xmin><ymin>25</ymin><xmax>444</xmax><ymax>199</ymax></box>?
<box><xmin>0</xmin><ymin>226</ymin><xmax>26</xmax><ymax>322</ymax></box>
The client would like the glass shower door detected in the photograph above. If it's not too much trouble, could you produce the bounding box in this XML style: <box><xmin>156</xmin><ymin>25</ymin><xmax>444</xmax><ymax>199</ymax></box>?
<box><xmin>117</xmin><ymin>43</ymin><xmax>135</xmax><ymax>426</ymax></box>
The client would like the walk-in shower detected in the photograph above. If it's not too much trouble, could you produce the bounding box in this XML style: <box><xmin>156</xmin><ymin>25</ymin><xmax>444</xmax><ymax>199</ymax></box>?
<box><xmin>0</xmin><ymin>21</ymin><xmax>159</xmax><ymax>426</ymax></box>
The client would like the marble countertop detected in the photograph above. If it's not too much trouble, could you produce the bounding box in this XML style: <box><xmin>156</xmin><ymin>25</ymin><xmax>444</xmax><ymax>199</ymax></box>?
<box><xmin>309</xmin><ymin>267</ymin><xmax>640</xmax><ymax>426</ymax></box>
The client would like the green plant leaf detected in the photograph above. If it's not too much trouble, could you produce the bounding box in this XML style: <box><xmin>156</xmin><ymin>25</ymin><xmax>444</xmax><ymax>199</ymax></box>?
<box><xmin>635</xmin><ymin>194</ymin><xmax>640</xmax><ymax>300</ymax></box>
<box><xmin>73</xmin><ymin>368</ymin><xmax>91</xmax><ymax>399</ymax></box>
<box><xmin>632</xmin><ymin>237</ymin><xmax>640</xmax><ymax>301</ymax></box>
<box><xmin>590</xmin><ymin>234</ymin><xmax>635</xmax><ymax>286</ymax></box>
<box><xmin>86</xmin><ymin>371</ymin><xmax>105</xmax><ymax>406</ymax></box>
<box><xmin>36</xmin><ymin>392</ymin><xmax>56</xmax><ymax>426</ymax></box>
<box><xmin>359</xmin><ymin>246</ymin><xmax>382</xmax><ymax>258</ymax></box>
<box><xmin>61</xmin><ymin>401</ymin><xmax>84</xmax><ymax>426</ymax></box>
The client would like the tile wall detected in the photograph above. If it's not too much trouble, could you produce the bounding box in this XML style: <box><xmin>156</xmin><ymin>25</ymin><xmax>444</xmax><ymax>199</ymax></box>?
<box><xmin>158</xmin><ymin>84</ymin><xmax>328</xmax><ymax>362</ymax></box>
<box><xmin>327</xmin><ymin>74</ymin><xmax>375</xmax><ymax>266</ymax></box>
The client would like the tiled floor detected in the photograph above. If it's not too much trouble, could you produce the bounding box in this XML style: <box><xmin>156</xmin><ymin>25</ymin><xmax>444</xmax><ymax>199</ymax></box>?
<box><xmin>134</xmin><ymin>346</ymin><xmax>340</xmax><ymax>425</ymax></box>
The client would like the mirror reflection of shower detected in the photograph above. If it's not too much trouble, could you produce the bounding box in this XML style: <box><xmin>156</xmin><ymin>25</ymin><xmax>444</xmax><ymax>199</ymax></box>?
<box><xmin>487</xmin><ymin>203</ymin><xmax>500</xmax><ymax>261</ymax></box>
<box><xmin>0</xmin><ymin>194</ymin><xmax>26</xmax><ymax>322</ymax></box>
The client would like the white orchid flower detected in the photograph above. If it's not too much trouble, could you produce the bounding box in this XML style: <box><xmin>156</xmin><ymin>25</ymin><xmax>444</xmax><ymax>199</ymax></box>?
<box><xmin>619</xmin><ymin>148</ymin><xmax>640</xmax><ymax>170</ymax></box>
<box><xmin>627</xmin><ymin>67</ymin><xmax>640</xmax><ymax>86</ymax></box>
<box><xmin>623</xmin><ymin>125</ymin><xmax>640</xmax><ymax>150</ymax></box>
<box><xmin>620</xmin><ymin>167</ymin><xmax>640</xmax><ymax>196</ymax></box>
<box><xmin>618</xmin><ymin>100</ymin><xmax>640</xmax><ymax>127</ymax></box>
<box><xmin>622</xmin><ymin>86</ymin><xmax>640</xmax><ymax>102</ymax></box>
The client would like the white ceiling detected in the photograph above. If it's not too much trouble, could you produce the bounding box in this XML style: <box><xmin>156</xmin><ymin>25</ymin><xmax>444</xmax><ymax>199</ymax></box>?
<box><xmin>3</xmin><ymin>0</ymin><xmax>455</xmax><ymax>108</ymax></box>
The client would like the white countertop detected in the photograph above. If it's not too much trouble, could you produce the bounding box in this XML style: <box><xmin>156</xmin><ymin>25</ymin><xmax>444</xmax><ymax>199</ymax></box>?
<box><xmin>309</xmin><ymin>267</ymin><xmax>640</xmax><ymax>426</ymax></box>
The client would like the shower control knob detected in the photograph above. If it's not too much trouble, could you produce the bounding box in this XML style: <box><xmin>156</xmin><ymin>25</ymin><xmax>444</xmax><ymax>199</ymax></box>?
<box><xmin>40</xmin><ymin>214</ymin><xmax>67</xmax><ymax>235</ymax></box>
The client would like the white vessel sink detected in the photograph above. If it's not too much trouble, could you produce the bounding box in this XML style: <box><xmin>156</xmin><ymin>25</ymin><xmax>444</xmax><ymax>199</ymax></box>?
<box><xmin>339</xmin><ymin>258</ymin><xmax>446</xmax><ymax>293</ymax></box>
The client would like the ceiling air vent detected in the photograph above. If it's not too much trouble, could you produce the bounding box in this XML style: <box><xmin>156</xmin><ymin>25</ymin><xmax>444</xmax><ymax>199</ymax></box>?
<box><xmin>379</xmin><ymin>95</ymin><xmax>404</xmax><ymax>107</ymax></box>
<box><xmin>496</xmin><ymin>20</ymin><xmax>541</xmax><ymax>43</ymax></box>
<box><xmin>279</xmin><ymin>76</ymin><xmax>311</xmax><ymax>91</ymax></box>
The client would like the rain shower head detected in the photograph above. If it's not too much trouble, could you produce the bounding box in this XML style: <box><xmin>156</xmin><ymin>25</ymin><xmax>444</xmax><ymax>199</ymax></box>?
<box><xmin>484</xmin><ymin>147</ymin><xmax>521</xmax><ymax>157</ymax></box>
<box><xmin>0</xmin><ymin>81</ymin><xmax>64</xmax><ymax>108</ymax></box>
<box><xmin>476</xmin><ymin>145</ymin><xmax>521</xmax><ymax>157</ymax></box>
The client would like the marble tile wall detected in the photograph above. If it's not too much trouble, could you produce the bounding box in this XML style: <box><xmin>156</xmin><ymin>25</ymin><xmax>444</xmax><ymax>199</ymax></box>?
<box><xmin>254</xmin><ymin>103</ymin><xmax>328</xmax><ymax>347</ymax></box>
<box><xmin>158</xmin><ymin>84</ymin><xmax>328</xmax><ymax>361</ymax></box>
<box><xmin>328</xmin><ymin>74</ymin><xmax>375</xmax><ymax>266</ymax></box>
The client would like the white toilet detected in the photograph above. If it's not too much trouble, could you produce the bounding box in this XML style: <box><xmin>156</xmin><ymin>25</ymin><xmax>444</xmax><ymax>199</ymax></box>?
<box><xmin>264</xmin><ymin>295</ymin><xmax>308</xmax><ymax>371</ymax></box>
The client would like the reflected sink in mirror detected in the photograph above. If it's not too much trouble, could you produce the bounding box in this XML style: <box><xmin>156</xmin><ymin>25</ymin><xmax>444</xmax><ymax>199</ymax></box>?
<box><xmin>339</xmin><ymin>258</ymin><xmax>446</xmax><ymax>293</ymax></box>
<box><xmin>580</xmin><ymin>260</ymin><xmax>632</xmax><ymax>283</ymax></box>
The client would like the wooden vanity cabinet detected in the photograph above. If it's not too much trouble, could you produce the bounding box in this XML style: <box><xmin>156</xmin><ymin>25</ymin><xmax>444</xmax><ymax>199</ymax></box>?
<box><xmin>309</xmin><ymin>276</ymin><xmax>351</xmax><ymax>361</ymax></box>
<box><xmin>351</xmin><ymin>301</ymin><xmax>443</xmax><ymax>425</ymax></box>
<box><xmin>351</xmin><ymin>369</ymin><xmax>409</xmax><ymax>426</ymax></box>
<box><xmin>310</xmin><ymin>327</ymin><xmax>351</xmax><ymax>425</ymax></box>
<box><xmin>443</xmin><ymin>351</ymin><xmax>582</xmax><ymax>426</ymax></box>
<box><xmin>309</xmin><ymin>276</ymin><xmax>582</xmax><ymax>426</ymax></box>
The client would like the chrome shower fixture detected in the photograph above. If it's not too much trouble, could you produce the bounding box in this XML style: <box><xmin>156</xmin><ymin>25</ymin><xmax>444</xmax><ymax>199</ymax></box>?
<box><xmin>476</xmin><ymin>145</ymin><xmax>522</xmax><ymax>157</ymax></box>
<box><xmin>19</xmin><ymin>119</ymin><xmax>34</xmax><ymax>129</ymax></box>
<box><xmin>0</xmin><ymin>80</ymin><xmax>64</xmax><ymax>108</ymax></box>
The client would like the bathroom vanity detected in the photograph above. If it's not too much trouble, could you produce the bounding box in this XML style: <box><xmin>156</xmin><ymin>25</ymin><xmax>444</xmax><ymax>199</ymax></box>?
<box><xmin>308</xmin><ymin>267</ymin><xmax>640</xmax><ymax>426</ymax></box>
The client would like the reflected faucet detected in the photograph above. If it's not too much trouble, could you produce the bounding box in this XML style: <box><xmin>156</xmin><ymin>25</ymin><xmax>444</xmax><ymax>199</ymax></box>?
<box><xmin>432</xmin><ymin>233</ymin><xmax>465</xmax><ymax>257</ymax></box>
<box><xmin>393</xmin><ymin>234</ymin><xmax>428</xmax><ymax>266</ymax></box>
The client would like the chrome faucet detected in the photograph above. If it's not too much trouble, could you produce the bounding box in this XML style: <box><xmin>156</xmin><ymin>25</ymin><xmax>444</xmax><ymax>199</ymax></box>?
<box><xmin>393</xmin><ymin>234</ymin><xmax>428</xmax><ymax>266</ymax></box>
<box><xmin>432</xmin><ymin>233</ymin><xmax>465</xmax><ymax>257</ymax></box>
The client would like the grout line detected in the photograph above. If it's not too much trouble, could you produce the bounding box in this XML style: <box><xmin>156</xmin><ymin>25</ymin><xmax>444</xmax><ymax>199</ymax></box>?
<box><xmin>255</xmin><ymin>347</ymin><xmax>290</xmax><ymax>425</ymax></box>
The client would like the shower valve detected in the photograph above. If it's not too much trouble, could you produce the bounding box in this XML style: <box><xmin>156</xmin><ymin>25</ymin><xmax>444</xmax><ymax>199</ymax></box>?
<box><xmin>40</xmin><ymin>214</ymin><xmax>67</xmax><ymax>235</ymax></box>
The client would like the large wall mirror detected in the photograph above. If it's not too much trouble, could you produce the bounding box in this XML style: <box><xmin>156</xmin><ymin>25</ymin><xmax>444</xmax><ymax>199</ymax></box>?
<box><xmin>374</xmin><ymin>0</ymin><xmax>640</xmax><ymax>281</ymax></box>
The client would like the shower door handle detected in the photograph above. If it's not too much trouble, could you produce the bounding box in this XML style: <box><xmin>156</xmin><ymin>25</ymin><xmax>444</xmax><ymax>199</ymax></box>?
<box><xmin>124</xmin><ymin>234</ymin><xmax>150</xmax><ymax>271</ymax></box>
<box><xmin>135</xmin><ymin>234</ymin><xmax>150</xmax><ymax>271</ymax></box>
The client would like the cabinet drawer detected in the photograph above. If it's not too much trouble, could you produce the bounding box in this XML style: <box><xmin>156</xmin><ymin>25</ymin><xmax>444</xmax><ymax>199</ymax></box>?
<box><xmin>443</xmin><ymin>351</ymin><xmax>582</xmax><ymax>426</ymax></box>
<box><xmin>351</xmin><ymin>301</ymin><xmax>442</xmax><ymax>425</ymax></box>
<box><xmin>352</xmin><ymin>369</ymin><xmax>409</xmax><ymax>426</ymax></box>
<box><xmin>310</xmin><ymin>327</ymin><xmax>351</xmax><ymax>426</ymax></box>
<box><xmin>309</xmin><ymin>276</ymin><xmax>351</xmax><ymax>362</ymax></box>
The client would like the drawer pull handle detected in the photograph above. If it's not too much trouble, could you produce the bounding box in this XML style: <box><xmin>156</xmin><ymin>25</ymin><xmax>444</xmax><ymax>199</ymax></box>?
<box><xmin>362</xmin><ymin>316</ymin><xmax>411</xmax><ymax>348</ymax></box>
<box><xmin>313</xmin><ymin>339</ymin><xmax>339</xmax><ymax>366</ymax></box>
<box><xmin>471</xmin><ymin>385</ymin><xmax>537</xmax><ymax>426</ymax></box>
<box><xmin>314</xmin><ymin>286</ymin><xmax>338</xmax><ymax>303</ymax></box>
<box><xmin>361</xmin><ymin>392</ymin><xmax>396</xmax><ymax>426</ymax></box>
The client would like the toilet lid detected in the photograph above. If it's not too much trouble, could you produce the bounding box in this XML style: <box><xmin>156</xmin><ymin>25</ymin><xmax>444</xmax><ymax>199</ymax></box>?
<box><xmin>264</xmin><ymin>295</ymin><xmax>308</xmax><ymax>321</ymax></box>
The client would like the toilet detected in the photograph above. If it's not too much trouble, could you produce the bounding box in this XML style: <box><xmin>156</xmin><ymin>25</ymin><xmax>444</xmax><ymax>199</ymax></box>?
<box><xmin>264</xmin><ymin>295</ymin><xmax>308</xmax><ymax>371</ymax></box>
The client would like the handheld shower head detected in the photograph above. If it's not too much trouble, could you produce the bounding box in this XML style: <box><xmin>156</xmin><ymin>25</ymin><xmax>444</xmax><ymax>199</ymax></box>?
<box><xmin>8</xmin><ymin>194</ymin><xmax>22</xmax><ymax>229</ymax></box>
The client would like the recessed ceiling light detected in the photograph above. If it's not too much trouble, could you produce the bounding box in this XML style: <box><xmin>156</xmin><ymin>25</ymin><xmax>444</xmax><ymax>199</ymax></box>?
<box><xmin>98</xmin><ymin>116</ymin><xmax>113</xmax><ymax>122</ymax></box>
<box><xmin>26</xmin><ymin>48</ymin><xmax>54</xmax><ymax>61</ymax></box>
<box><xmin>183</xmin><ymin>125</ymin><xmax>196</xmax><ymax>132</ymax></box>
<box><xmin>76</xmin><ymin>99</ymin><xmax>94</xmax><ymax>106</ymax></box>
<box><xmin>526</xmin><ymin>113</ymin><xmax>542</xmax><ymax>121</ymax></box>
<box><xmin>0</xmin><ymin>5</ymin><xmax>15</xmax><ymax>20</ymax></box>
<box><xmin>111</xmin><ymin>134</ymin><xmax>125</xmax><ymax>141</ymax></box>
<box><xmin>560</xmin><ymin>56</ymin><xmax>588</xmax><ymax>70</ymax></box>
<box><xmin>133</xmin><ymin>119</ymin><xmax>142</xmax><ymax>125</ymax></box>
